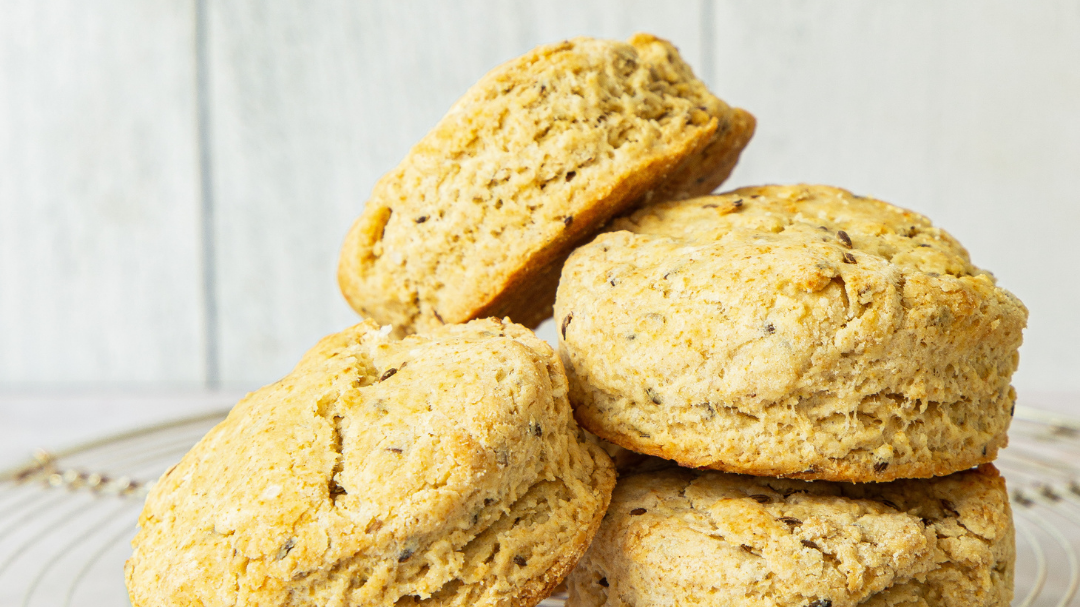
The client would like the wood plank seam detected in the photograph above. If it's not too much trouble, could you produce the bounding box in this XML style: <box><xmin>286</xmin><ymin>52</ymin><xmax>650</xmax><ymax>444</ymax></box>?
<box><xmin>196</xmin><ymin>0</ymin><xmax>220</xmax><ymax>388</ymax></box>
<box><xmin>700</xmin><ymin>0</ymin><xmax>715</xmax><ymax>89</ymax></box>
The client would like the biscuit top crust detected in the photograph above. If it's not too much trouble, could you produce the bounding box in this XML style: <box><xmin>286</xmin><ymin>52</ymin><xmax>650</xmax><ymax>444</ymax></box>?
<box><xmin>569</xmin><ymin>465</ymin><xmax>1012</xmax><ymax>607</ymax></box>
<box><xmin>564</xmin><ymin>184</ymin><xmax>1027</xmax><ymax>410</ymax></box>
<box><xmin>612</xmin><ymin>184</ymin><xmax>978</xmax><ymax>279</ymax></box>
<box><xmin>126</xmin><ymin>318</ymin><xmax>614</xmax><ymax>607</ymax></box>
<box><xmin>339</xmin><ymin>34</ymin><xmax>741</xmax><ymax>334</ymax></box>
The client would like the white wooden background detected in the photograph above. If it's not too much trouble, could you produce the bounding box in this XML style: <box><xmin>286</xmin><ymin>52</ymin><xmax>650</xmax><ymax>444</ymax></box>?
<box><xmin>2</xmin><ymin>1</ymin><xmax>1078</xmax><ymax>404</ymax></box>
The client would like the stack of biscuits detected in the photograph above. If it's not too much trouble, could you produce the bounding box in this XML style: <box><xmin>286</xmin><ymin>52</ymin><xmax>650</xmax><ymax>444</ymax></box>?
<box><xmin>558</xmin><ymin>186</ymin><xmax>1024</xmax><ymax>606</ymax></box>
<box><xmin>125</xmin><ymin>34</ymin><xmax>1027</xmax><ymax>607</ymax></box>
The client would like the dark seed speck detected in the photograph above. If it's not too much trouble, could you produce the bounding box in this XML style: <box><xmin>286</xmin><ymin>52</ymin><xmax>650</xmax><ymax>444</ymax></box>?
<box><xmin>750</xmin><ymin>494</ymin><xmax>771</xmax><ymax>504</ymax></box>
<box><xmin>779</xmin><ymin>517</ymin><xmax>802</xmax><ymax>526</ymax></box>
<box><xmin>842</xmin><ymin>252</ymin><xmax>857</xmax><ymax>264</ymax></box>
<box><xmin>275</xmin><ymin>538</ymin><xmax>296</xmax><ymax>560</ymax></box>
<box><xmin>808</xmin><ymin>600</ymin><xmax>833</xmax><ymax>607</ymax></box>
<box><xmin>874</xmin><ymin>461</ymin><xmax>889</xmax><ymax>473</ymax></box>
<box><xmin>398</xmin><ymin>548</ymin><xmax>414</xmax><ymax>563</ymax></box>
<box><xmin>598</xmin><ymin>577</ymin><xmax>609</xmax><ymax>587</ymax></box>
<box><xmin>380</xmin><ymin>368</ymin><xmax>398</xmax><ymax>381</ymax></box>
<box><xmin>630</xmin><ymin>508</ymin><xmax>647</xmax><ymax>516</ymax></box>
<box><xmin>514</xmin><ymin>556</ymin><xmax>527</xmax><ymax>567</ymax></box>
<box><xmin>561</xmin><ymin>312</ymin><xmax>573</xmax><ymax>339</ymax></box>
<box><xmin>837</xmin><ymin>230</ymin><xmax>852</xmax><ymax>248</ymax></box>
<box><xmin>563</xmin><ymin>215</ymin><xmax>573</xmax><ymax>226</ymax></box>
<box><xmin>646</xmin><ymin>388</ymin><xmax>663</xmax><ymax>404</ymax></box>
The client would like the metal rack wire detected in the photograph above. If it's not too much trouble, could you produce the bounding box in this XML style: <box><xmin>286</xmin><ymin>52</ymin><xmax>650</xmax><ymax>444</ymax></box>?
<box><xmin>0</xmin><ymin>405</ymin><xmax>1075</xmax><ymax>606</ymax></box>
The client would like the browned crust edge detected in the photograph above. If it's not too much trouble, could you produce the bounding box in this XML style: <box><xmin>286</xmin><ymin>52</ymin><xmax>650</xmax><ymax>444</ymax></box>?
<box><xmin>336</xmin><ymin>118</ymin><xmax>720</xmax><ymax>334</ymax></box>
<box><xmin>573</xmin><ymin>407</ymin><xmax>1009</xmax><ymax>483</ymax></box>
<box><xmin>473</xmin><ymin>107</ymin><xmax>757</xmax><ymax>331</ymax></box>
<box><xmin>513</xmin><ymin>442</ymin><xmax>617</xmax><ymax>607</ymax></box>
<box><xmin>651</xmin><ymin>107</ymin><xmax>757</xmax><ymax>202</ymax></box>
<box><xmin>424</xmin><ymin>115</ymin><xmax>720</xmax><ymax>332</ymax></box>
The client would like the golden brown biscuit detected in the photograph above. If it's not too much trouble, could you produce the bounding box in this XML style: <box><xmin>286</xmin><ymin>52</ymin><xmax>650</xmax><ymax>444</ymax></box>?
<box><xmin>126</xmin><ymin>318</ymin><xmax>615</xmax><ymax>607</ymax></box>
<box><xmin>567</xmin><ymin>465</ymin><xmax>1014</xmax><ymax>607</ymax></box>
<box><xmin>556</xmin><ymin>185</ymin><xmax>1027</xmax><ymax>481</ymax></box>
<box><xmin>338</xmin><ymin>34</ymin><xmax>753</xmax><ymax>335</ymax></box>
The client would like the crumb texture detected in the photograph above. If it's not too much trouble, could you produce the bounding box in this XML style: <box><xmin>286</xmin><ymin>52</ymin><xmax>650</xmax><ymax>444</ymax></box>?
<box><xmin>567</xmin><ymin>465</ymin><xmax>1014</xmax><ymax>607</ymax></box>
<box><xmin>555</xmin><ymin>184</ymin><xmax>1027</xmax><ymax>481</ymax></box>
<box><xmin>126</xmin><ymin>318</ymin><xmax>615</xmax><ymax>607</ymax></box>
<box><xmin>339</xmin><ymin>34</ymin><xmax>753</xmax><ymax>335</ymax></box>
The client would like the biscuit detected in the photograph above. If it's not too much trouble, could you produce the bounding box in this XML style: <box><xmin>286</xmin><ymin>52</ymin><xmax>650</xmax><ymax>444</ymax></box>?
<box><xmin>567</xmin><ymin>465</ymin><xmax>1014</xmax><ymax>607</ymax></box>
<box><xmin>126</xmin><ymin>318</ymin><xmax>616</xmax><ymax>607</ymax></box>
<box><xmin>338</xmin><ymin>34</ymin><xmax>754</xmax><ymax>336</ymax></box>
<box><xmin>556</xmin><ymin>185</ymin><xmax>1027</xmax><ymax>481</ymax></box>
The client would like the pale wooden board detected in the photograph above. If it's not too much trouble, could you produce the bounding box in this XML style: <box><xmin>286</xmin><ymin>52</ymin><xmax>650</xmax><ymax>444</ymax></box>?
<box><xmin>207</xmin><ymin>0</ymin><xmax>706</xmax><ymax>386</ymax></box>
<box><xmin>0</xmin><ymin>0</ymin><xmax>206</xmax><ymax>385</ymax></box>
<box><xmin>707</xmin><ymin>0</ymin><xmax>1080</xmax><ymax>393</ymax></box>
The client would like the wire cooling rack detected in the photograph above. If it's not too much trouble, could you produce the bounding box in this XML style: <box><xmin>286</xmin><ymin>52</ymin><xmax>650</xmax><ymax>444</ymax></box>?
<box><xmin>0</xmin><ymin>406</ymin><xmax>1077</xmax><ymax>606</ymax></box>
